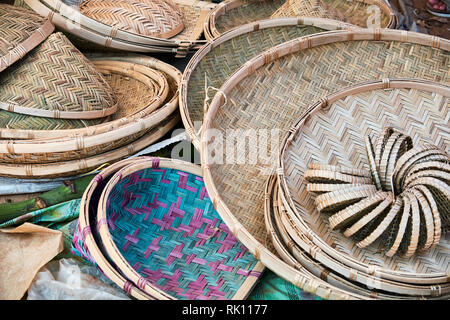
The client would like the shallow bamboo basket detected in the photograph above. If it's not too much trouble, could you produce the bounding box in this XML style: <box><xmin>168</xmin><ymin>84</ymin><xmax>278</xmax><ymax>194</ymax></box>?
<box><xmin>204</xmin><ymin>0</ymin><xmax>286</xmax><ymax>40</ymax></box>
<box><xmin>22</xmin><ymin>0</ymin><xmax>217</xmax><ymax>56</ymax></box>
<box><xmin>265</xmin><ymin>174</ymin><xmax>449</xmax><ymax>299</ymax></box>
<box><xmin>181</xmin><ymin>17</ymin><xmax>355</xmax><ymax>150</ymax></box>
<box><xmin>0</xmin><ymin>55</ymin><xmax>181</xmax><ymax>164</ymax></box>
<box><xmin>78</xmin><ymin>157</ymin><xmax>164</xmax><ymax>300</ymax></box>
<box><xmin>201</xmin><ymin>29</ymin><xmax>449</xmax><ymax>299</ymax></box>
<box><xmin>0</xmin><ymin>114</ymin><xmax>179</xmax><ymax>179</ymax></box>
<box><xmin>271</xmin><ymin>0</ymin><xmax>397</xmax><ymax>29</ymax></box>
<box><xmin>276</xmin><ymin>79</ymin><xmax>449</xmax><ymax>297</ymax></box>
<box><xmin>204</xmin><ymin>0</ymin><xmax>395</xmax><ymax>40</ymax></box>
<box><xmin>0</xmin><ymin>4</ymin><xmax>54</xmax><ymax>73</ymax></box>
<box><xmin>93</xmin><ymin>157</ymin><xmax>264</xmax><ymax>300</ymax></box>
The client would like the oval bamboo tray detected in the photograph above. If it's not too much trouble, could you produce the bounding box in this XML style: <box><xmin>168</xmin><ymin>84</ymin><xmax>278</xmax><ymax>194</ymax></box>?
<box><xmin>79</xmin><ymin>0</ymin><xmax>185</xmax><ymax>39</ymax></box>
<box><xmin>204</xmin><ymin>0</ymin><xmax>286</xmax><ymax>40</ymax></box>
<box><xmin>0</xmin><ymin>4</ymin><xmax>54</xmax><ymax>73</ymax></box>
<box><xmin>204</xmin><ymin>0</ymin><xmax>395</xmax><ymax>40</ymax></box>
<box><xmin>271</xmin><ymin>0</ymin><xmax>397</xmax><ymax>29</ymax></box>
<box><xmin>276</xmin><ymin>79</ymin><xmax>449</xmax><ymax>296</ymax></box>
<box><xmin>0</xmin><ymin>114</ymin><xmax>179</xmax><ymax>179</ymax></box>
<box><xmin>94</xmin><ymin>157</ymin><xmax>264</xmax><ymax>300</ymax></box>
<box><xmin>0</xmin><ymin>55</ymin><xmax>181</xmax><ymax>164</ymax></box>
<box><xmin>77</xmin><ymin>157</ymin><xmax>164</xmax><ymax>300</ymax></box>
<box><xmin>181</xmin><ymin>17</ymin><xmax>355</xmax><ymax>150</ymax></box>
<box><xmin>22</xmin><ymin>0</ymin><xmax>216</xmax><ymax>56</ymax></box>
<box><xmin>0</xmin><ymin>32</ymin><xmax>118</xmax><ymax>120</ymax></box>
<box><xmin>265</xmin><ymin>174</ymin><xmax>449</xmax><ymax>300</ymax></box>
<box><xmin>201</xmin><ymin>29</ymin><xmax>449</xmax><ymax>298</ymax></box>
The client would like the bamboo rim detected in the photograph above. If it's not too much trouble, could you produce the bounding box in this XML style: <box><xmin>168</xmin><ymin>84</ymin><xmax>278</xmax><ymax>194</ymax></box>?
<box><xmin>204</xmin><ymin>0</ymin><xmax>396</xmax><ymax>40</ymax></box>
<box><xmin>0</xmin><ymin>5</ymin><xmax>55</xmax><ymax>73</ymax></box>
<box><xmin>266</xmin><ymin>174</ymin><xmax>450</xmax><ymax>300</ymax></box>
<box><xmin>23</xmin><ymin>0</ymin><xmax>215</xmax><ymax>54</ymax></box>
<box><xmin>0</xmin><ymin>55</ymin><xmax>181</xmax><ymax>162</ymax></box>
<box><xmin>79</xmin><ymin>157</ymin><xmax>160</xmax><ymax>300</ymax></box>
<box><xmin>181</xmin><ymin>16</ymin><xmax>356</xmax><ymax>150</ymax></box>
<box><xmin>201</xmin><ymin>29</ymin><xmax>450</xmax><ymax>299</ymax></box>
<box><xmin>94</xmin><ymin>157</ymin><xmax>265</xmax><ymax>300</ymax></box>
<box><xmin>0</xmin><ymin>59</ymin><xmax>169</xmax><ymax>140</ymax></box>
<box><xmin>0</xmin><ymin>114</ymin><xmax>180</xmax><ymax>179</ymax></box>
<box><xmin>277</xmin><ymin>78</ymin><xmax>450</xmax><ymax>291</ymax></box>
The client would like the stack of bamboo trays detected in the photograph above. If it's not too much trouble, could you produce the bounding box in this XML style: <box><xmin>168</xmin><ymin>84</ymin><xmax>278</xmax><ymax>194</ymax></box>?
<box><xmin>195</xmin><ymin>28</ymin><xmax>449</xmax><ymax>299</ymax></box>
<box><xmin>203</xmin><ymin>0</ymin><xmax>396</xmax><ymax>40</ymax></box>
<box><xmin>18</xmin><ymin>0</ymin><xmax>218</xmax><ymax>57</ymax></box>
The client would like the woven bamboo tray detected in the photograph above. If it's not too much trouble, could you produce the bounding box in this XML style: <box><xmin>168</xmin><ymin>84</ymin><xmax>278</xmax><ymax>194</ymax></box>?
<box><xmin>276</xmin><ymin>79</ymin><xmax>449</xmax><ymax>296</ymax></box>
<box><xmin>92</xmin><ymin>157</ymin><xmax>264</xmax><ymax>300</ymax></box>
<box><xmin>0</xmin><ymin>114</ymin><xmax>179</xmax><ymax>179</ymax></box>
<box><xmin>265</xmin><ymin>174</ymin><xmax>449</xmax><ymax>300</ymax></box>
<box><xmin>271</xmin><ymin>0</ymin><xmax>396</xmax><ymax>29</ymax></box>
<box><xmin>201</xmin><ymin>29</ymin><xmax>449</xmax><ymax>299</ymax></box>
<box><xmin>204</xmin><ymin>0</ymin><xmax>395</xmax><ymax>40</ymax></box>
<box><xmin>204</xmin><ymin>0</ymin><xmax>286</xmax><ymax>40</ymax></box>
<box><xmin>22</xmin><ymin>0</ymin><xmax>216</xmax><ymax>56</ymax></box>
<box><xmin>77</xmin><ymin>157</ymin><xmax>164</xmax><ymax>300</ymax></box>
<box><xmin>0</xmin><ymin>32</ymin><xmax>118</xmax><ymax>120</ymax></box>
<box><xmin>0</xmin><ymin>4</ymin><xmax>54</xmax><ymax>73</ymax></box>
<box><xmin>181</xmin><ymin>17</ymin><xmax>354</xmax><ymax>150</ymax></box>
<box><xmin>0</xmin><ymin>55</ymin><xmax>180</xmax><ymax>164</ymax></box>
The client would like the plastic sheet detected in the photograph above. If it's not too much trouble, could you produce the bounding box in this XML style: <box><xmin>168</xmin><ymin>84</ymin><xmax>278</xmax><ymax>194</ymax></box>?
<box><xmin>27</xmin><ymin>258</ymin><xmax>131</xmax><ymax>300</ymax></box>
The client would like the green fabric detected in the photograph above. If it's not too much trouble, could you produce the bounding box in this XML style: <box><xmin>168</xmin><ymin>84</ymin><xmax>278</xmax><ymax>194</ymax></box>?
<box><xmin>248</xmin><ymin>271</ymin><xmax>323</xmax><ymax>300</ymax></box>
<box><xmin>0</xmin><ymin>199</ymin><xmax>83</xmax><ymax>260</ymax></box>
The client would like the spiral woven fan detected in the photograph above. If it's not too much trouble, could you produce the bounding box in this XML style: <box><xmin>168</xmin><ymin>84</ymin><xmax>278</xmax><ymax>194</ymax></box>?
<box><xmin>305</xmin><ymin>127</ymin><xmax>449</xmax><ymax>258</ymax></box>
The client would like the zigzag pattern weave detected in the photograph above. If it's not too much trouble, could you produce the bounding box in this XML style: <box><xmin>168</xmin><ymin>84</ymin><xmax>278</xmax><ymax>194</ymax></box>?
<box><xmin>106</xmin><ymin>168</ymin><xmax>261</xmax><ymax>300</ymax></box>
<box><xmin>271</xmin><ymin>0</ymin><xmax>392</xmax><ymax>28</ymax></box>
<box><xmin>283</xmin><ymin>87</ymin><xmax>449</xmax><ymax>274</ymax></box>
<box><xmin>0</xmin><ymin>5</ymin><xmax>46</xmax><ymax>60</ymax></box>
<box><xmin>0</xmin><ymin>32</ymin><xmax>117</xmax><ymax>117</ymax></box>
<box><xmin>208</xmin><ymin>40</ymin><xmax>449</xmax><ymax>252</ymax></box>
<box><xmin>79</xmin><ymin>0</ymin><xmax>184</xmax><ymax>38</ymax></box>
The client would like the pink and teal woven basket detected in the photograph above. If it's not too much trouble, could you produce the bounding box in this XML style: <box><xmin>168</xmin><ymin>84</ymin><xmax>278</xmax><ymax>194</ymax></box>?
<box><xmin>73</xmin><ymin>157</ymin><xmax>264</xmax><ymax>300</ymax></box>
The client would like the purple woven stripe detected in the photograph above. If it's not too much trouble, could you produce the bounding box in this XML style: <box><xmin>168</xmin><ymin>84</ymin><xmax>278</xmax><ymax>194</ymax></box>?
<box><xmin>121</xmin><ymin>189</ymin><xmax>141</xmax><ymax>207</ymax></box>
<box><xmin>237</xmin><ymin>269</ymin><xmax>263</xmax><ymax>278</ymax></box>
<box><xmin>144</xmin><ymin>236</ymin><xmax>162</xmax><ymax>259</ymax></box>
<box><xmin>152</xmin><ymin>158</ymin><xmax>160</xmax><ymax>168</ymax></box>
<box><xmin>123</xmin><ymin>228</ymin><xmax>140</xmax><ymax>251</ymax></box>
<box><xmin>233</xmin><ymin>245</ymin><xmax>248</xmax><ymax>261</ymax></box>
<box><xmin>153</xmin><ymin>168</ymin><xmax>169</xmax><ymax>184</ymax></box>
<box><xmin>199</xmin><ymin>186</ymin><xmax>209</xmax><ymax>200</ymax></box>
<box><xmin>185</xmin><ymin>254</ymin><xmax>207</xmax><ymax>266</ymax></box>
<box><xmin>108</xmin><ymin>212</ymin><xmax>119</xmax><ymax>231</ymax></box>
<box><xmin>177</xmin><ymin>171</ymin><xmax>198</xmax><ymax>193</ymax></box>
<box><xmin>179</xmin><ymin>208</ymin><xmax>203</xmax><ymax>237</ymax></box>
<box><xmin>81</xmin><ymin>226</ymin><xmax>91</xmax><ymax>240</ymax></box>
<box><xmin>208</xmin><ymin>259</ymin><xmax>233</xmax><ymax>275</ymax></box>
<box><xmin>166</xmin><ymin>244</ymin><xmax>184</xmax><ymax>266</ymax></box>
<box><xmin>195</xmin><ymin>176</ymin><xmax>204</xmax><ymax>182</ymax></box>
<box><xmin>133</xmin><ymin>262</ymin><xmax>142</xmax><ymax>271</ymax></box>
<box><xmin>206</xmin><ymin>277</ymin><xmax>226</xmax><ymax>299</ymax></box>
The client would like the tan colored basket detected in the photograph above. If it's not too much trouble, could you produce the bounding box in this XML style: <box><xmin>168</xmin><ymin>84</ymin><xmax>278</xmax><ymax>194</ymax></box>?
<box><xmin>277</xmin><ymin>79</ymin><xmax>449</xmax><ymax>297</ymax></box>
<box><xmin>204</xmin><ymin>0</ymin><xmax>395</xmax><ymax>40</ymax></box>
<box><xmin>78</xmin><ymin>157</ymin><xmax>161</xmax><ymax>300</ymax></box>
<box><xmin>0</xmin><ymin>55</ymin><xmax>181</xmax><ymax>164</ymax></box>
<box><xmin>79</xmin><ymin>0</ymin><xmax>184</xmax><ymax>39</ymax></box>
<box><xmin>265</xmin><ymin>174</ymin><xmax>449</xmax><ymax>300</ymax></box>
<box><xmin>201</xmin><ymin>29</ymin><xmax>449</xmax><ymax>298</ymax></box>
<box><xmin>22</xmin><ymin>0</ymin><xmax>216</xmax><ymax>57</ymax></box>
<box><xmin>271</xmin><ymin>0</ymin><xmax>397</xmax><ymax>29</ymax></box>
<box><xmin>0</xmin><ymin>32</ymin><xmax>118</xmax><ymax>120</ymax></box>
<box><xmin>181</xmin><ymin>17</ymin><xmax>354</xmax><ymax>150</ymax></box>
<box><xmin>0</xmin><ymin>114</ymin><xmax>179</xmax><ymax>179</ymax></box>
<box><xmin>0</xmin><ymin>4</ymin><xmax>54</xmax><ymax>73</ymax></box>
<box><xmin>204</xmin><ymin>0</ymin><xmax>286</xmax><ymax>40</ymax></box>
